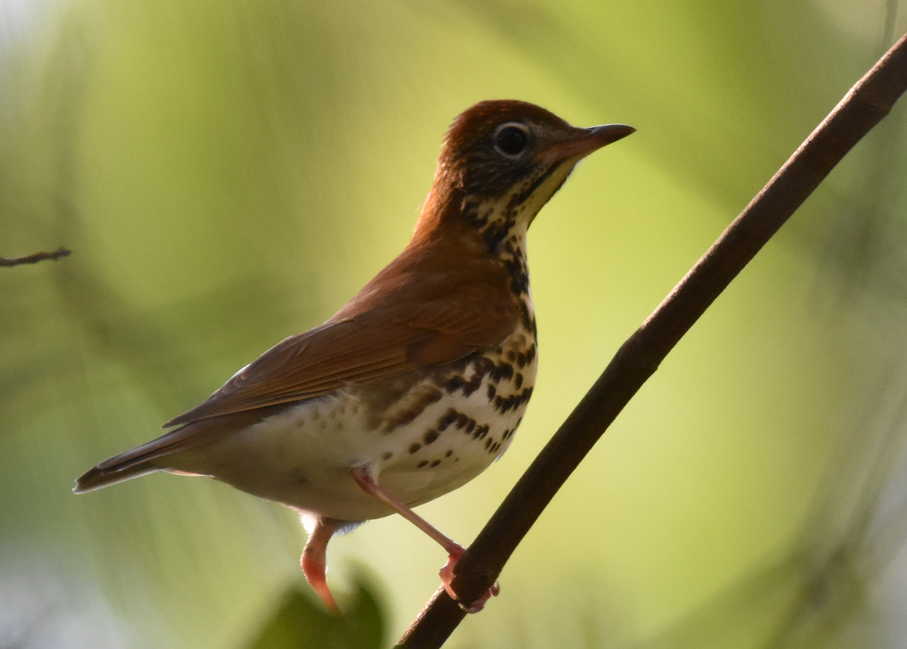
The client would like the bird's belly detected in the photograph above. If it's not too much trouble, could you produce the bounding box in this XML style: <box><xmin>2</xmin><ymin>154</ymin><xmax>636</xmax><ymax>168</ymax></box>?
<box><xmin>167</xmin><ymin>337</ymin><xmax>537</xmax><ymax>522</ymax></box>
<box><xmin>166</xmin><ymin>395</ymin><xmax>394</xmax><ymax>520</ymax></box>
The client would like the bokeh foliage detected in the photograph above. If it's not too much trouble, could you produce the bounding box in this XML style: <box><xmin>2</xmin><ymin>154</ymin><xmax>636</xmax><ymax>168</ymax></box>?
<box><xmin>247</xmin><ymin>581</ymin><xmax>384</xmax><ymax>649</ymax></box>
<box><xmin>2</xmin><ymin>0</ymin><xmax>907</xmax><ymax>647</ymax></box>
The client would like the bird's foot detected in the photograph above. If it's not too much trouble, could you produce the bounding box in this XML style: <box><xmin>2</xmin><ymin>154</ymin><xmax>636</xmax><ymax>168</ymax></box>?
<box><xmin>439</xmin><ymin>546</ymin><xmax>500</xmax><ymax>613</ymax></box>
<box><xmin>301</xmin><ymin>515</ymin><xmax>343</xmax><ymax>613</ymax></box>
<box><xmin>350</xmin><ymin>467</ymin><xmax>498</xmax><ymax>612</ymax></box>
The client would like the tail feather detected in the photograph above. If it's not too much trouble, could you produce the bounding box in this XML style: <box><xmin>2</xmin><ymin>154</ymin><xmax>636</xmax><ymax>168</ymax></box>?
<box><xmin>73</xmin><ymin>461</ymin><xmax>160</xmax><ymax>494</ymax></box>
<box><xmin>73</xmin><ymin>406</ymin><xmax>284</xmax><ymax>495</ymax></box>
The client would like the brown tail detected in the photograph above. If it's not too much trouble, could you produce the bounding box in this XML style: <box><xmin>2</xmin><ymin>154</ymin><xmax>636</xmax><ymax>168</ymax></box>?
<box><xmin>73</xmin><ymin>461</ymin><xmax>160</xmax><ymax>494</ymax></box>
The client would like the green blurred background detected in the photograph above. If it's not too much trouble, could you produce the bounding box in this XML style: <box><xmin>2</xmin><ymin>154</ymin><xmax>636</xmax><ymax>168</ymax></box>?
<box><xmin>2</xmin><ymin>0</ymin><xmax>907</xmax><ymax>647</ymax></box>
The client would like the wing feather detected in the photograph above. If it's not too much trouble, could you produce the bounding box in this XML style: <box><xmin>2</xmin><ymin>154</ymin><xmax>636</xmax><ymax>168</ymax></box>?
<box><xmin>76</xmin><ymin>222</ymin><xmax>520</xmax><ymax>486</ymax></box>
<box><xmin>164</xmin><ymin>258</ymin><xmax>518</xmax><ymax>428</ymax></box>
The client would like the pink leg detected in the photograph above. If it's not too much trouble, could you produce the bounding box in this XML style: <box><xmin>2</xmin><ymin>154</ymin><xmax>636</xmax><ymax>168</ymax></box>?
<box><xmin>350</xmin><ymin>467</ymin><xmax>499</xmax><ymax>613</ymax></box>
<box><xmin>301</xmin><ymin>515</ymin><xmax>344</xmax><ymax>613</ymax></box>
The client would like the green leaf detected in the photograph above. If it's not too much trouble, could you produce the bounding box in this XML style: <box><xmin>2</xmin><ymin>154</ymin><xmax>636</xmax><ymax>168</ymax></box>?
<box><xmin>244</xmin><ymin>580</ymin><xmax>385</xmax><ymax>649</ymax></box>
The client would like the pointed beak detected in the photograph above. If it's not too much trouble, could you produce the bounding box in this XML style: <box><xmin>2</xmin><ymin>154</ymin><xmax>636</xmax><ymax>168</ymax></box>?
<box><xmin>545</xmin><ymin>123</ymin><xmax>636</xmax><ymax>162</ymax></box>
<box><xmin>585</xmin><ymin>123</ymin><xmax>636</xmax><ymax>147</ymax></box>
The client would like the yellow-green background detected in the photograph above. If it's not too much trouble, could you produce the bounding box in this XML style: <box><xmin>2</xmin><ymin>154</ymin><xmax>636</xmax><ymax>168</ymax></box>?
<box><xmin>2</xmin><ymin>1</ymin><xmax>906</xmax><ymax>647</ymax></box>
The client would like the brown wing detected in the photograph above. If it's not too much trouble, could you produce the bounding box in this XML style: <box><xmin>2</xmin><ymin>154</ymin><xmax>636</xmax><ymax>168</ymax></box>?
<box><xmin>72</xmin><ymin>234</ymin><xmax>519</xmax><ymax>486</ymax></box>
<box><xmin>75</xmin><ymin>254</ymin><xmax>518</xmax><ymax>486</ymax></box>
<box><xmin>164</xmin><ymin>255</ymin><xmax>518</xmax><ymax>427</ymax></box>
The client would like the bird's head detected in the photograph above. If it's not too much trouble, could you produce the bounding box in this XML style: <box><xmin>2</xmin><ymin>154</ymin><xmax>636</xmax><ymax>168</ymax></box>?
<box><xmin>415</xmin><ymin>100</ymin><xmax>634</xmax><ymax>251</ymax></box>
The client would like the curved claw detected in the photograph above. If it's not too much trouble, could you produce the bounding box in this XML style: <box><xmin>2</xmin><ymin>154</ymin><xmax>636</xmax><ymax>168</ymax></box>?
<box><xmin>439</xmin><ymin>549</ymin><xmax>500</xmax><ymax>613</ymax></box>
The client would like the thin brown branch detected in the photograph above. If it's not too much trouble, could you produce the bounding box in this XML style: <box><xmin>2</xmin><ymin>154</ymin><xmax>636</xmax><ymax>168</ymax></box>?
<box><xmin>397</xmin><ymin>32</ymin><xmax>907</xmax><ymax>648</ymax></box>
<box><xmin>0</xmin><ymin>247</ymin><xmax>71</xmax><ymax>267</ymax></box>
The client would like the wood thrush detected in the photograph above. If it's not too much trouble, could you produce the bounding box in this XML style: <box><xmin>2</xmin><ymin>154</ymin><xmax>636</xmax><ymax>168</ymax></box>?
<box><xmin>75</xmin><ymin>100</ymin><xmax>634</xmax><ymax>612</ymax></box>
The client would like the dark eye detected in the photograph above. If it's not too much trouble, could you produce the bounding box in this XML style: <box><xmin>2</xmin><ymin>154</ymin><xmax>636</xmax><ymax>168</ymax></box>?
<box><xmin>493</xmin><ymin>123</ymin><xmax>529</xmax><ymax>157</ymax></box>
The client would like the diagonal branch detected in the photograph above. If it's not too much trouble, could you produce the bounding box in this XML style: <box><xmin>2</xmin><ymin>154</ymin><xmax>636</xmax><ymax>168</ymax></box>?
<box><xmin>397</xmin><ymin>31</ymin><xmax>907</xmax><ymax>648</ymax></box>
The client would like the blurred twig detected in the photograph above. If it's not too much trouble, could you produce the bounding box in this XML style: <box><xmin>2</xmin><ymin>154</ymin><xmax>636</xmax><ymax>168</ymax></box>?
<box><xmin>0</xmin><ymin>247</ymin><xmax>70</xmax><ymax>267</ymax></box>
<box><xmin>397</xmin><ymin>32</ymin><xmax>907</xmax><ymax>648</ymax></box>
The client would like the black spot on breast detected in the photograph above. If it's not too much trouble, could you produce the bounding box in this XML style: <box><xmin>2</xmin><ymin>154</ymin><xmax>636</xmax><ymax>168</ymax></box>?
<box><xmin>519</xmin><ymin>300</ymin><xmax>536</xmax><ymax>335</ymax></box>
<box><xmin>417</xmin><ymin>460</ymin><xmax>429</xmax><ymax>468</ymax></box>
<box><xmin>430</xmin><ymin>460</ymin><xmax>441</xmax><ymax>468</ymax></box>
<box><xmin>382</xmin><ymin>451</ymin><xmax>393</xmax><ymax>460</ymax></box>
<box><xmin>438</xmin><ymin>409</ymin><xmax>459</xmax><ymax>431</ymax></box>
<box><xmin>424</xmin><ymin>429</ymin><xmax>440</xmax><ymax>445</ymax></box>
<box><xmin>503</xmin><ymin>254</ymin><xmax>529</xmax><ymax>296</ymax></box>
<box><xmin>382</xmin><ymin>385</ymin><xmax>444</xmax><ymax>433</ymax></box>
<box><xmin>444</xmin><ymin>375</ymin><xmax>466</xmax><ymax>394</ymax></box>
<box><xmin>493</xmin><ymin>386</ymin><xmax>534</xmax><ymax>413</ymax></box>
<box><xmin>473</xmin><ymin>356</ymin><xmax>494</xmax><ymax>379</ymax></box>
<box><xmin>462</xmin><ymin>373</ymin><xmax>482</xmax><ymax>397</ymax></box>
<box><xmin>491</xmin><ymin>362</ymin><xmax>514</xmax><ymax>383</ymax></box>
<box><xmin>409</xmin><ymin>443</ymin><xmax>422</xmax><ymax>454</ymax></box>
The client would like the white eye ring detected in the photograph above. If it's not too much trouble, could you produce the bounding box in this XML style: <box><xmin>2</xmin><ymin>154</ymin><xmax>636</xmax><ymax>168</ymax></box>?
<box><xmin>493</xmin><ymin>122</ymin><xmax>530</xmax><ymax>157</ymax></box>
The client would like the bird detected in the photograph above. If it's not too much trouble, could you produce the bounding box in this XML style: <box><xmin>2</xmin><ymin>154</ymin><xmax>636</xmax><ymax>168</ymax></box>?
<box><xmin>74</xmin><ymin>100</ymin><xmax>634</xmax><ymax>613</ymax></box>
